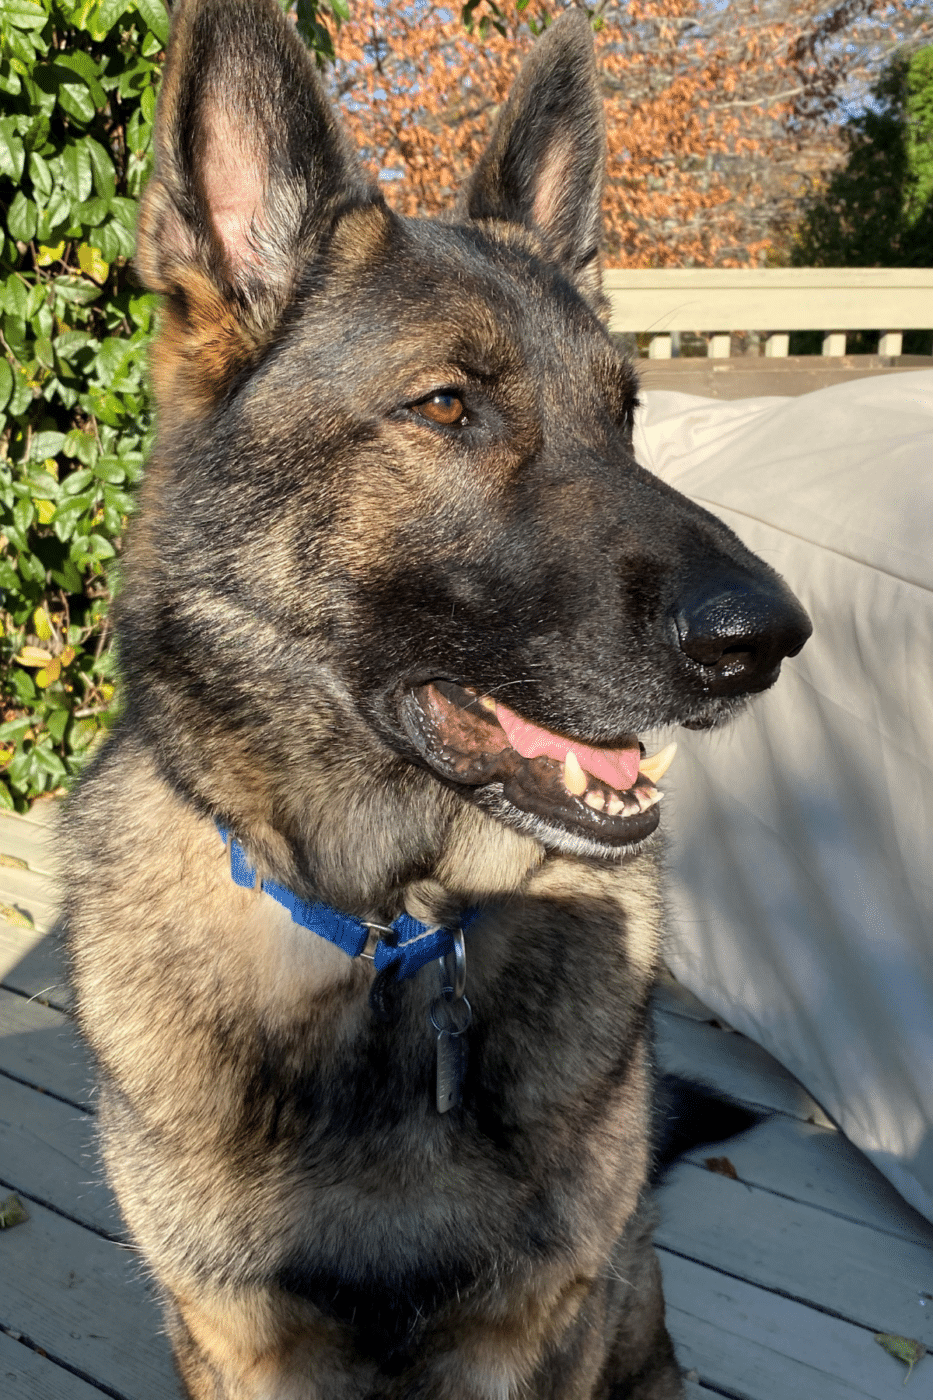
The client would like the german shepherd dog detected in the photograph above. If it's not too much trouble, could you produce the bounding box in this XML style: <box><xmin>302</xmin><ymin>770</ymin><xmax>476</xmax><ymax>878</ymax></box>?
<box><xmin>64</xmin><ymin>2</ymin><xmax>811</xmax><ymax>1395</ymax></box>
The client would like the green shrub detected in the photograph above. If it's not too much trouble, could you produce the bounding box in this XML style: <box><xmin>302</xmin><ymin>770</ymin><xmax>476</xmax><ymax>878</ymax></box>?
<box><xmin>0</xmin><ymin>1</ymin><xmax>344</xmax><ymax>810</ymax></box>
<box><xmin>0</xmin><ymin>0</ymin><xmax>169</xmax><ymax>809</ymax></box>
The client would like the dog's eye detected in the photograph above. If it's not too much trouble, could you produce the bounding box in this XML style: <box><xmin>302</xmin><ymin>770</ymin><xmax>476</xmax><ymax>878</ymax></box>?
<box><xmin>412</xmin><ymin>393</ymin><xmax>466</xmax><ymax>427</ymax></box>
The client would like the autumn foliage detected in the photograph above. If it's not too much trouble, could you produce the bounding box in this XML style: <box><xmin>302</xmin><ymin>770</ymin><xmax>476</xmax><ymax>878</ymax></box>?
<box><xmin>329</xmin><ymin>0</ymin><xmax>932</xmax><ymax>267</ymax></box>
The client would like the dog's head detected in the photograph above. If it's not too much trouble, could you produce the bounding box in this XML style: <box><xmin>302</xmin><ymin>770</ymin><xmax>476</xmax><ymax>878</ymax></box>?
<box><xmin>127</xmin><ymin>0</ymin><xmax>810</xmax><ymax>870</ymax></box>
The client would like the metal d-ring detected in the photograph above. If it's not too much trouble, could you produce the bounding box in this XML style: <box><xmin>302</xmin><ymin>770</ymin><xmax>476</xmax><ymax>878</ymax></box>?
<box><xmin>439</xmin><ymin>927</ymin><xmax>467</xmax><ymax>1003</ymax></box>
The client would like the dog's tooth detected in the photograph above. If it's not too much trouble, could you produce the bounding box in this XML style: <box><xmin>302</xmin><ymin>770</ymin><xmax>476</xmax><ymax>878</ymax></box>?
<box><xmin>584</xmin><ymin>790</ymin><xmax>605</xmax><ymax>811</ymax></box>
<box><xmin>634</xmin><ymin>786</ymin><xmax>663</xmax><ymax>813</ymax></box>
<box><xmin>563</xmin><ymin>750</ymin><xmax>587</xmax><ymax>796</ymax></box>
<box><xmin>478</xmin><ymin>696</ymin><xmax>497</xmax><ymax>712</ymax></box>
<box><xmin>638</xmin><ymin>741</ymin><xmax>678</xmax><ymax>785</ymax></box>
<box><xmin>606</xmin><ymin>795</ymin><xmax>624</xmax><ymax>817</ymax></box>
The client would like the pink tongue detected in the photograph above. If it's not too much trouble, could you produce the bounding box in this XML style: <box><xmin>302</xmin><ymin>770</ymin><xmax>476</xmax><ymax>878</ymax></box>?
<box><xmin>494</xmin><ymin>700</ymin><xmax>641</xmax><ymax>793</ymax></box>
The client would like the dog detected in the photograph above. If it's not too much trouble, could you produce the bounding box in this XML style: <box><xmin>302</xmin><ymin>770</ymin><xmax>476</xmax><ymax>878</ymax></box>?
<box><xmin>63</xmin><ymin>2</ymin><xmax>811</xmax><ymax>1395</ymax></box>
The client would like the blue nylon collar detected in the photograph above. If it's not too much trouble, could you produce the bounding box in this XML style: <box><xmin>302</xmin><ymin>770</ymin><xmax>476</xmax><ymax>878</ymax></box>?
<box><xmin>217</xmin><ymin>825</ymin><xmax>479</xmax><ymax>981</ymax></box>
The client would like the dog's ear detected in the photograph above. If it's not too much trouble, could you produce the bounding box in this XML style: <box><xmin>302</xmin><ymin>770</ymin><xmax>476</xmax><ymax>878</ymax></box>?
<box><xmin>136</xmin><ymin>0</ymin><xmax>380</xmax><ymax>421</ymax></box>
<box><xmin>457</xmin><ymin>9</ymin><xmax>606</xmax><ymax>306</ymax></box>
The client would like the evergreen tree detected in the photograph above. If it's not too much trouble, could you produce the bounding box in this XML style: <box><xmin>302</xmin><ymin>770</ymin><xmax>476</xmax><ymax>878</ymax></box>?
<box><xmin>792</xmin><ymin>46</ymin><xmax>933</xmax><ymax>268</ymax></box>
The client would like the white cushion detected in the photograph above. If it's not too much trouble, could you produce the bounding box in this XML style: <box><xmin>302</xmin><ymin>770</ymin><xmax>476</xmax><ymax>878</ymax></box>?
<box><xmin>635</xmin><ymin>370</ymin><xmax>933</xmax><ymax>1222</ymax></box>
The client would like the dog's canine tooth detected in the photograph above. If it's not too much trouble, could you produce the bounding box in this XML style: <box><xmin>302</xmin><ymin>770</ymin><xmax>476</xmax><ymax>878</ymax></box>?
<box><xmin>478</xmin><ymin>696</ymin><xmax>497</xmax><ymax>712</ymax></box>
<box><xmin>563</xmin><ymin>750</ymin><xmax>587</xmax><ymax>796</ymax></box>
<box><xmin>638</xmin><ymin>741</ymin><xmax>678</xmax><ymax>785</ymax></box>
<box><xmin>584</xmin><ymin>790</ymin><xmax>605</xmax><ymax>811</ymax></box>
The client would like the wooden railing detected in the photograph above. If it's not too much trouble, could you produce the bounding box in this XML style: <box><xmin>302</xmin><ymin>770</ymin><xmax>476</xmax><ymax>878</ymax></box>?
<box><xmin>602</xmin><ymin>267</ymin><xmax>933</xmax><ymax>359</ymax></box>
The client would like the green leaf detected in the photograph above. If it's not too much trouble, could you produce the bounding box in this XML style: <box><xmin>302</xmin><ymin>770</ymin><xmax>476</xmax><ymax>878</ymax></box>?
<box><xmin>95</xmin><ymin>0</ymin><xmax>130</xmax><ymax>28</ymax></box>
<box><xmin>18</xmin><ymin>550</ymin><xmax>47</xmax><ymax>584</ymax></box>
<box><xmin>134</xmin><ymin>0</ymin><xmax>170</xmax><ymax>45</ymax></box>
<box><xmin>3</xmin><ymin>1</ymin><xmax>48</xmax><ymax>32</ymax></box>
<box><xmin>61</xmin><ymin>142</ymin><xmax>94</xmax><ymax>202</ymax></box>
<box><xmin>61</xmin><ymin>469</ymin><xmax>95</xmax><ymax>497</ymax></box>
<box><xmin>13</xmin><ymin>497</ymin><xmax>34</xmax><ymax>534</ymax></box>
<box><xmin>0</xmin><ymin>718</ymin><xmax>33</xmax><ymax>742</ymax></box>
<box><xmin>8</xmin><ymin>365</ymin><xmax>32</xmax><ymax>416</ymax></box>
<box><xmin>49</xmin><ymin>558</ymin><xmax>83</xmax><ymax>591</ymax></box>
<box><xmin>85</xmin><ymin>136</ymin><xmax>117</xmax><ymax>199</ymax></box>
<box><xmin>54</xmin><ymin>275</ymin><xmax>102</xmax><ymax>307</ymax></box>
<box><xmin>55</xmin><ymin>74</ymin><xmax>97</xmax><ymax>125</ymax></box>
<box><xmin>6</xmin><ymin>191</ymin><xmax>38</xmax><ymax>242</ymax></box>
<box><xmin>94</xmin><ymin>458</ymin><xmax>126</xmax><ymax>484</ymax></box>
<box><xmin>63</xmin><ymin>429</ymin><xmax>98</xmax><ymax>464</ymax></box>
<box><xmin>140</xmin><ymin>83</ymin><xmax>157</xmax><ymax>125</ymax></box>
<box><xmin>47</xmin><ymin>707</ymin><xmax>69</xmax><ymax>744</ymax></box>
<box><xmin>29</xmin><ymin>431</ymin><xmax>65</xmax><ymax>461</ymax></box>
<box><xmin>0</xmin><ymin>361</ymin><xmax>13</xmax><ymax>413</ymax></box>
<box><xmin>29</xmin><ymin>150</ymin><xmax>53</xmax><ymax>201</ymax></box>
<box><xmin>34</xmin><ymin>335</ymin><xmax>55</xmax><ymax>369</ymax></box>
<box><xmin>54</xmin><ymin>53</ymin><xmax>107</xmax><ymax>110</ymax></box>
<box><xmin>54</xmin><ymin>330</ymin><xmax>93</xmax><ymax>361</ymax></box>
<box><xmin>0</xmin><ymin>117</ymin><xmax>26</xmax><ymax>183</ymax></box>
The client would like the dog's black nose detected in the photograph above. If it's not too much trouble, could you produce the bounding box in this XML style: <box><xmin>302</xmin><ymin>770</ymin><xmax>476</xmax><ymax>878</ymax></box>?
<box><xmin>676</xmin><ymin>569</ymin><xmax>811</xmax><ymax>696</ymax></box>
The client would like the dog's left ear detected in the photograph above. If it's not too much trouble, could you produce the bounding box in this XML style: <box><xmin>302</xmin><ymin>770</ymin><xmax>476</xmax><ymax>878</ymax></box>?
<box><xmin>457</xmin><ymin>9</ymin><xmax>606</xmax><ymax>306</ymax></box>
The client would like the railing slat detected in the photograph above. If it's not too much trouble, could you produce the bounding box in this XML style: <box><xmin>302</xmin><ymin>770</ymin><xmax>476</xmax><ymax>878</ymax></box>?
<box><xmin>603</xmin><ymin>268</ymin><xmax>933</xmax><ymax>335</ymax></box>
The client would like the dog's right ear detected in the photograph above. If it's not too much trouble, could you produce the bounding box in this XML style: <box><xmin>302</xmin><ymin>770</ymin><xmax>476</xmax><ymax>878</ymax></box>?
<box><xmin>136</xmin><ymin>0</ymin><xmax>379</xmax><ymax>422</ymax></box>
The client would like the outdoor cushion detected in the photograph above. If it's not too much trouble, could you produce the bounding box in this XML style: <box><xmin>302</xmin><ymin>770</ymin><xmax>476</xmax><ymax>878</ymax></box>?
<box><xmin>635</xmin><ymin>369</ymin><xmax>933</xmax><ymax>1223</ymax></box>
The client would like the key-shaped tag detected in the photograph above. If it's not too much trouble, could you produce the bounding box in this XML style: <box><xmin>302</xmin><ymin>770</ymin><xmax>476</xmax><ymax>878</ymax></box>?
<box><xmin>431</xmin><ymin>994</ymin><xmax>472</xmax><ymax>1113</ymax></box>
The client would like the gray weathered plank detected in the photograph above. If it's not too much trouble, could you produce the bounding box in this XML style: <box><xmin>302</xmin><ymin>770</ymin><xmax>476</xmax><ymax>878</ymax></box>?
<box><xmin>0</xmin><ymin>1194</ymin><xmax>180</xmax><ymax>1400</ymax></box>
<box><xmin>0</xmin><ymin>804</ymin><xmax>66</xmax><ymax>1005</ymax></box>
<box><xmin>0</xmin><ymin>871</ymin><xmax>60</xmax><ymax>932</ymax></box>
<box><xmin>683</xmin><ymin>1116</ymin><xmax>933</xmax><ymax>1249</ymax></box>
<box><xmin>0</xmin><ymin>987</ymin><xmax>93</xmax><ymax>1107</ymax></box>
<box><xmin>0</xmin><ymin>803</ymin><xmax>61</xmax><ymax>875</ymax></box>
<box><xmin>0</xmin><ymin>1074</ymin><xmax>119</xmax><ymax>1236</ymax></box>
<box><xmin>652</xmin><ymin>1005</ymin><xmax>833</xmax><ymax>1126</ymax></box>
<box><xmin>661</xmin><ymin>1251</ymin><xmax>929</xmax><ymax>1399</ymax></box>
<box><xmin>0</xmin><ymin>925</ymin><xmax>70</xmax><ymax>1009</ymax></box>
<box><xmin>657</xmin><ymin>1160</ymin><xmax>933</xmax><ymax>1347</ymax></box>
<box><xmin>0</xmin><ymin>1329</ymin><xmax>111</xmax><ymax>1400</ymax></box>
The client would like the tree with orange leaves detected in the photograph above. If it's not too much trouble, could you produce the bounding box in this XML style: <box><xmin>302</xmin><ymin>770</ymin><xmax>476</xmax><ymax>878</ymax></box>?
<box><xmin>326</xmin><ymin>0</ymin><xmax>932</xmax><ymax>266</ymax></box>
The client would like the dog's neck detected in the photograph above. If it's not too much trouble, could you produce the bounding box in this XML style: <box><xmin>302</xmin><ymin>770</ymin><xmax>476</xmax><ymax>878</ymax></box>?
<box><xmin>217</xmin><ymin>823</ymin><xmax>481</xmax><ymax>985</ymax></box>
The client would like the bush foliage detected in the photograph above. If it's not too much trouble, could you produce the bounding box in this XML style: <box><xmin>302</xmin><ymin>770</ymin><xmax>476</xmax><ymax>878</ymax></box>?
<box><xmin>0</xmin><ymin>0</ymin><xmax>168</xmax><ymax>809</ymax></box>
<box><xmin>0</xmin><ymin>0</ymin><xmax>341</xmax><ymax>810</ymax></box>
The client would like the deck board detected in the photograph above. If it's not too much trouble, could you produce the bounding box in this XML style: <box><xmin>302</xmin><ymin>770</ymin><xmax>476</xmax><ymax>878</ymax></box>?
<box><xmin>0</xmin><ymin>986</ymin><xmax>92</xmax><ymax>1106</ymax></box>
<box><xmin>0</xmin><ymin>1192</ymin><xmax>179</xmax><ymax>1399</ymax></box>
<box><xmin>682</xmin><ymin>1115</ymin><xmax>933</xmax><ymax>1248</ymax></box>
<box><xmin>661</xmin><ymin>1252</ymin><xmax>923</xmax><ymax>1399</ymax></box>
<box><xmin>657</xmin><ymin>1151</ymin><xmax>933</xmax><ymax>1342</ymax></box>
<box><xmin>0</xmin><ymin>1073</ymin><xmax>118</xmax><ymax>1236</ymax></box>
<box><xmin>0</xmin><ymin>1328</ymin><xmax>120</xmax><ymax>1400</ymax></box>
<box><xmin>2</xmin><ymin>802</ymin><xmax>932</xmax><ymax>1398</ymax></box>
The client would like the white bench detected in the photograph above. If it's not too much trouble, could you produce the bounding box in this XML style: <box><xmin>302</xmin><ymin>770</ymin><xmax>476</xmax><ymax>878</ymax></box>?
<box><xmin>602</xmin><ymin>267</ymin><xmax>933</xmax><ymax>359</ymax></box>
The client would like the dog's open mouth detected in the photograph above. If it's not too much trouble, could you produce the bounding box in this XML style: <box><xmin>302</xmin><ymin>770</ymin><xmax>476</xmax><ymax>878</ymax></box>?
<box><xmin>401</xmin><ymin>681</ymin><xmax>677</xmax><ymax>845</ymax></box>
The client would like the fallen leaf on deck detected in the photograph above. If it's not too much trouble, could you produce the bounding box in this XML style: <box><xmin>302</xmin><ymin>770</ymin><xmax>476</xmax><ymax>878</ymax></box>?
<box><xmin>0</xmin><ymin>853</ymin><xmax>30</xmax><ymax>870</ymax></box>
<box><xmin>875</xmin><ymin>1332</ymin><xmax>926</xmax><ymax>1383</ymax></box>
<box><xmin>0</xmin><ymin>1194</ymin><xmax>29</xmax><ymax>1229</ymax></box>
<box><xmin>704</xmin><ymin>1156</ymin><xmax>738</xmax><ymax>1179</ymax></box>
<box><xmin>0</xmin><ymin>902</ymin><xmax>34</xmax><ymax>929</ymax></box>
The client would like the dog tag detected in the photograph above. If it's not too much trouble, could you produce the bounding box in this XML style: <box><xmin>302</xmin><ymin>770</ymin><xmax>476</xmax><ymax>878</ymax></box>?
<box><xmin>431</xmin><ymin>995</ymin><xmax>471</xmax><ymax>1113</ymax></box>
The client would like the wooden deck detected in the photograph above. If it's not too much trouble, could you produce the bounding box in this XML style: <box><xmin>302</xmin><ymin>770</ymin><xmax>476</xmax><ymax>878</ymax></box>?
<box><xmin>2</xmin><ymin>802</ymin><xmax>932</xmax><ymax>1399</ymax></box>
